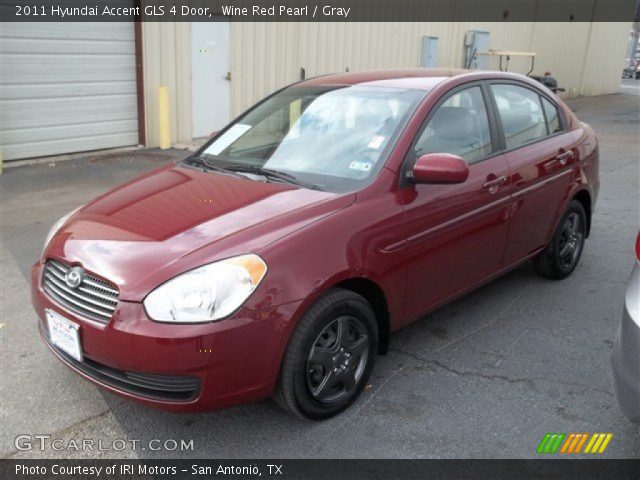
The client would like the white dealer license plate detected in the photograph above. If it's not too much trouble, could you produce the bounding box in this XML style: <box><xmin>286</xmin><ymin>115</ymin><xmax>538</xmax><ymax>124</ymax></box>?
<box><xmin>46</xmin><ymin>309</ymin><xmax>83</xmax><ymax>362</ymax></box>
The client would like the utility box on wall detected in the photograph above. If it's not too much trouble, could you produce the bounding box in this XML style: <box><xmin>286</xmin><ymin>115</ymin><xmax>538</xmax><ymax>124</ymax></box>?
<box><xmin>420</xmin><ymin>36</ymin><xmax>439</xmax><ymax>68</ymax></box>
<box><xmin>465</xmin><ymin>30</ymin><xmax>490</xmax><ymax>69</ymax></box>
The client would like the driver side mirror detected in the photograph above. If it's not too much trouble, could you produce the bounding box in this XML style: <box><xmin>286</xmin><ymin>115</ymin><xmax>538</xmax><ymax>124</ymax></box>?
<box><xmin>410</xmin><ymin>153</ymin><xmax>469</xmax><ymax>184</ymax></box>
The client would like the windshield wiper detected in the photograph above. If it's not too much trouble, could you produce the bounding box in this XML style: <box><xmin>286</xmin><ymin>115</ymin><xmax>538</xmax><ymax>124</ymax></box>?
<box><xmin>223</xmin><ymin>164</ymin><xmax>321</xmax><ymax>190</ymax></box>
<box><xmin>187</xmin><ymin>155</ymin><xmax>246</xmax><ymax>179</ymax></box>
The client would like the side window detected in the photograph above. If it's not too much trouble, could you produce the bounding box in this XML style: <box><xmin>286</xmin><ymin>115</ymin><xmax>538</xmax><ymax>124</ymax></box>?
<box><xmin>413</xmin><ymin>86</ymin><xmax>492</xmax><ymax>164</ymax></box>
<box><xmin>491</xmin><ymin>84</ymin><xmax>547</xmax><ymax>149</ymax></box>
<box><xmin>541</xmin><ymin>97</ymin><xmax>562</xmax><ymax>134</ymax></box>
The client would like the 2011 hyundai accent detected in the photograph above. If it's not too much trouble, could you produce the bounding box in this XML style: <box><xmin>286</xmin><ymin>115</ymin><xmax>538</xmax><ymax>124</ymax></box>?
<box><xmin>32</xmin><ymin>69</ymin><xmax>599</xmax><ymax>419</ymax></box>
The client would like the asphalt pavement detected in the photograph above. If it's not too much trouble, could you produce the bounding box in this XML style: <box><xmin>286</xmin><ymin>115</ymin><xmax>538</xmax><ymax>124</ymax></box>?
<box><xmin>621</xmin><ymin>77</ymin><xmax>640</xmax><ymax>96</ymax></box>
<box><xmin>1</xmin><ymin>93</ymin><xmax>639</xmax><ymax>459</ymax></box>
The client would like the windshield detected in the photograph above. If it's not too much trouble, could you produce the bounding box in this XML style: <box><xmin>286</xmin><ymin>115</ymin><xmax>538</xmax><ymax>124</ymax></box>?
<box><xmin>189</xmin><ymin>85</ymin><xmax>426</xmax><ymax>192</ymax></box>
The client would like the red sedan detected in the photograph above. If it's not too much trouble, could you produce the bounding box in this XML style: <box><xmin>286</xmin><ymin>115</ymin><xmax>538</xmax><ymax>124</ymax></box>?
<box><xmin>32</xmin><ymin>69</ymin><xmax>599</xmax><ymax>419</ymax></box>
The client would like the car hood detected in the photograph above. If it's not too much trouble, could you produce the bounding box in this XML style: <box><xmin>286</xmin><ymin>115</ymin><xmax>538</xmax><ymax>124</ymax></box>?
<box><xmin>46</xmin><ymin>163</ymin><xmax>354</xmax><ymax>300</ymax></box>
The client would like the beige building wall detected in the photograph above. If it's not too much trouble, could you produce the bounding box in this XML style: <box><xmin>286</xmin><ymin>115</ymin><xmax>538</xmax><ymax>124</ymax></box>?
<box><xmin>579</xmin><ymin>22</ymin><xmax>631</xmax><ymax>96</ymax></box>
<box><xmin>141</xmin><ymin>22</ymin><xmax>191</xmax><ymax>148</ymax></box>
<box><xmin>142</xmin><ymin>22</ymin><xmax>629</xmax><ymax>147</ymax></box>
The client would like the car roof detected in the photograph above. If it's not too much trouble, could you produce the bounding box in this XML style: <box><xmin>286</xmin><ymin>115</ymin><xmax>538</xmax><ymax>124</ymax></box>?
<box><xmin>296</xmin><ymin>68</ymin><xmax>531</xmax><ymax>91</ymax></box>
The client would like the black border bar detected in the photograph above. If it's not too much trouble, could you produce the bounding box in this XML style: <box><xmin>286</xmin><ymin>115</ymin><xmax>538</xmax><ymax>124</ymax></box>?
<box><xmin>3</xmin><ymin>459</ymin><xmax>640</xmax><ymax>480</ymax></box>
<box><xmin>1</xmin><ymin>0</ymin><xmax>639</xmax><ymax>22</ymax></box>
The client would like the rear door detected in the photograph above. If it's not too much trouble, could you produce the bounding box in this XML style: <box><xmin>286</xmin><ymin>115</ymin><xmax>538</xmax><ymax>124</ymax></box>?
<box><xmin>400</xmin><ymin>83</ymin><xmax>512</xmax><ymax>320</ymax></box>
<box><xmin>488</xmin><ymin>82</ymin><xmax>577</xmax><ymax>266</ymax></box>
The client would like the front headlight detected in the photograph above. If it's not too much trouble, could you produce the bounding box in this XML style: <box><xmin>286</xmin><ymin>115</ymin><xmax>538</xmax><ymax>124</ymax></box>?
<box><xmin>42</xmin><ymin>207</ymin><xmax>82</xmax><ymax>258</ymax></box>
<box><xmin>143</xmin><ymin>254</ymin><xmax>268</xmax><ymax>323</ymax></box>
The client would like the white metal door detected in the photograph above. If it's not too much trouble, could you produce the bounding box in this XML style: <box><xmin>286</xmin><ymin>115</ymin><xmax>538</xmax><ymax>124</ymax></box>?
<box><xmin>420</xmin><ymin>36</ymin><xmax>439</xmax><ymax>68</ymax></box>
<box><xmin>465</xmin><ymin>30</ymin><xmax>490</xmax><ymax>69</ymax></box>
<box><xmin>191</xmin><ymin>21</ymin><xmax>230</xmax><ymax>138</ymax></box>
<box><xmin>0</xmin><ymin>22</ymin><xmax>138</xmax><ymax>161</ymax></box>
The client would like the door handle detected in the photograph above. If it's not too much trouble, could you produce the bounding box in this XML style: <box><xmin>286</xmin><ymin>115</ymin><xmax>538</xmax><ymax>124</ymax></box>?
<box><xmin>482</xmin><ymin>175</ymin><xmax>507</xmax><ymax>192</ymax></box>
<box><xmin>556</xmin><ymin>150</ymin><xmax>574</xmax><ymax>165</ymax></box>
<box><xmin>224</xmin><ymin>71</ymin><xmax>232</xmax><ymax>81</ymax></box>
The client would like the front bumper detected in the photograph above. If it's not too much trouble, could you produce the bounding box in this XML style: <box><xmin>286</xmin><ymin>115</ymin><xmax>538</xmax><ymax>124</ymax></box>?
<box><xmin>612</xmin><ymin>260</ymin><xmax>640</xmax><ymax>423</ymax></box>
<box><xmin>31</xmin><ymin>261</ymin><xmax>302</xmax><ymax>412</ymax></box>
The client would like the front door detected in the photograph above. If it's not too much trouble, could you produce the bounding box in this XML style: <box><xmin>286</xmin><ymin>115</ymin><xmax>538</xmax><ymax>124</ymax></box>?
<box><xmin>401</xmin><ymin>84</ymin><xmax>512</xmax><ymax>320</ymax></box>
<box><xmin>191</xmin><ymin>21</ymin><xmax>230</xmax><ymax>138</ymax></box>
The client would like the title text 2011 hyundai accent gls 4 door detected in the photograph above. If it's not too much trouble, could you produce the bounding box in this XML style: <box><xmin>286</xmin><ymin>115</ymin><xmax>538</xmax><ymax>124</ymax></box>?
<box><xmin>32</xmin><ymin>69</ymin><xmax>599</xmax><ymax>419</ymax></box>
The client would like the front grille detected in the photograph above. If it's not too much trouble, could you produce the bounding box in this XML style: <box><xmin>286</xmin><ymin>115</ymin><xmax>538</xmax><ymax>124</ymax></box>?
<box><xmin>40</xmin><ymin>324</ymin><xmax>200</xmax><ymax>402</ymax></box>
<box><xmin>42</xmin><ymin>259</ymin><xmax>118</xmax><ymax>323</ymax></box>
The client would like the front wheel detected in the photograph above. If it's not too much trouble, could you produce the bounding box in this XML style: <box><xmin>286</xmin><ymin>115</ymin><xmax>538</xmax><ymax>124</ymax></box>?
<box><xmin>274</xmin><ymin>288</ymin><xmax>378</xmax><ymax>420</ymax></box>
<box><xmin>532</xmin><ymin>200</ymin><xmax>587</xmax><ymax>279</ymax></box>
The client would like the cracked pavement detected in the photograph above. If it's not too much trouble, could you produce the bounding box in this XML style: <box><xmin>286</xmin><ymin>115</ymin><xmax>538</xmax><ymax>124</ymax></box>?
<box><xmin>1</xmin><ymin>93</ymin><xmax>639</xmax><ymax>459</ymax></box>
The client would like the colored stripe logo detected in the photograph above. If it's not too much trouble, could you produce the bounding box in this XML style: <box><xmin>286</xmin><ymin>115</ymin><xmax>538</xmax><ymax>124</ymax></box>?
<box><xmin>583</xmin><ymin>433</ymin><xmax>613</xmax><ymax>454</ymax></box>
<box><xmin>537</xmin><ymin>433</ymin><xmax>612</xmax><ymax>454</ymax></box>
<box><xmin>537</xmin><ymin>433</ymin><xmax>565</xmax><ymax>453</ymax></box>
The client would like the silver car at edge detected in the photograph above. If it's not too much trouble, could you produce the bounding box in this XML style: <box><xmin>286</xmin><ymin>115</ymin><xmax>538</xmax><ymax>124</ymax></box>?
<box><xmin>612</xmin><ymin>233</ymin><xmax>640</xmax><ymax>423</ymax></box>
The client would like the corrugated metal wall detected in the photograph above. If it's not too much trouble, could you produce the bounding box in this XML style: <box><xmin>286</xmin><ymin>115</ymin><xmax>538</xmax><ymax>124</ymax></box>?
<box><xmin>580</xmin><ymin>22</ymin><xmax>632</xmax><ymax>96</ymax></box>
<box><xmin>141</xmin><ymin>22</ymin><xmax>628</xmax><ymax>148</ymax></box>
<box><xmin>229</xmin><ymin>22</ymin><xmax>629</xmax><ymax>115</ymax></box>
<box><xmin>0</xmin><ymin>22</ymin><xmax>139</xmax><ymax>160</ymax></box>
<box><xmin>141</xmin><ymin>22</ymin><xmax>192</xmax><ymax>148</ymax></box>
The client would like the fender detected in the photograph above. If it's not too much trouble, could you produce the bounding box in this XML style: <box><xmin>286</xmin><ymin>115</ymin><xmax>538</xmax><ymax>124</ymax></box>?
<box><xmin>547</xmin><ymin>180</ymin><xmax>593</xmax><ymax>245</ymax></box>
<box><xmin>262</xmin><ymin>269</ymin><xmax>394</xmax><ymax>393</ymax></box>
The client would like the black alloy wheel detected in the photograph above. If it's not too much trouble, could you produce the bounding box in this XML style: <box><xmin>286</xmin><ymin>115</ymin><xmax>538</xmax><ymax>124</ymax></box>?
<box><xmin>557</xmin><ymin>212</ymin><xmax>584</xmax><ymax>269</ymax></box>
<box><xmin>306</xmin><ymin>316</ymin><xmax>369</xmax><ymax>403</ymax></box>
<box><xmin>274</xmin><ymin>288</ymin><xmax>378</xmax><ymax>420</ymax></box>
<box><xmin>533</xmin><ymin>200</ymin><xmax>587</xmax><ymax>279</ymax></box>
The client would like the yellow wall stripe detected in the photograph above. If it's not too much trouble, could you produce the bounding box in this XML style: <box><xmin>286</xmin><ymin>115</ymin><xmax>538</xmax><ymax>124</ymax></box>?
<box><xmin>289</xmin><ymin>99</ymin><xmax>301</xmax><ymax>128</ymax></box>
<box><xmin>157</xmin><ymin>85</ymin><xmax>171</xmax><ymax>150</ymax></box>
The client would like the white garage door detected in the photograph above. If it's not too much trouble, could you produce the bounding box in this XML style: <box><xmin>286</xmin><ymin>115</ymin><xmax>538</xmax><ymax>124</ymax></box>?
<box><xmin>0</xmin><ymin>22</ymin><xmax>139</xmax><ymax>161</ymax></box>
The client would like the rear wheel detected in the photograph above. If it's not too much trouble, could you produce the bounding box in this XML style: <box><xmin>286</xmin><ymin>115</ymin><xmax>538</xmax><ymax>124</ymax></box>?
<box><xmin>533</xmin><ymin>200</ymin><xmax>587</xmax><ymax>279</ymax></box>
<box><xmin>274</xmin><ymin>288</ymin><xmax>378</xmax><ymax>420</ymax></box>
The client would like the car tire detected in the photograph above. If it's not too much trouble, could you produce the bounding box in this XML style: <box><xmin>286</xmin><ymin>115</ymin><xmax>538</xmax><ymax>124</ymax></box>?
<box><xmin>274</xmin><ymin>288</ymin><xmax>378</xmax><ymax>420</ymax></box>
<box><xmin>532</xmin><ymin>200</ymin><xmax>587</xmax><ymax>280</ymax></box>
